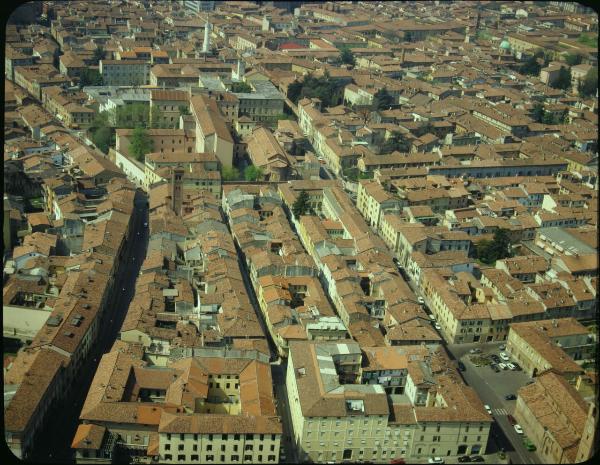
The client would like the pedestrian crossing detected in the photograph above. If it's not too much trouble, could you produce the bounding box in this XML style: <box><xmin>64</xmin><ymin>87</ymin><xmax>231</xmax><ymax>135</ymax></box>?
<box><xmin>493</xmin><ymin>408</ymin><xmax>509</xmax><ymax>416</ymax></box>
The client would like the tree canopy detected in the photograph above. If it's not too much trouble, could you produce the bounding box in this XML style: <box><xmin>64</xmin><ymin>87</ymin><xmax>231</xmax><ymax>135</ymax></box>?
<box><xmin>551</xmin><ymin>66</ymin><xmax>572</xmax><ymax>90</ymax></box>
<box><xmin>382</xmin><ymin>131</ymin><xmax>411</xmax><ymax>153</ymax></box>
<box><xmin>230</xmin><ymin>81</ymin><xmax>253</xmax><ymax>93</ymax></box>
<box><xmin>531</xmin><ymin>102</ymin><xmax>545</xmax><ymax>123</ymax></box>
<box><xmin>221</xmin><ymin>166</ymin><xmax>240</xmax><ymax>181</ymax></box>
<box><xmin>578</xmin><ymin>67</ymin><xmax>598</xmax><ymax>98</ymax></box>
<box><xmin>79</xmin><ymin>68</ymin><xmax>103</xmax><ymax>86</ymax></box>
<box><xmin>475</xmin><ymin>229</ymin><xmax>513</xmax><ymax>264</ymax></box>
<box><xmin>340</xmin><ymin>46</ymin><xmax>356</xmax><ymax>67</ymax></box>
<box><xmin>129</xmin><ymin>127</ymin><xmax>154</xmax><ymax>162</ymax></box>
<box><xmin>519</xmin><ymin>54</ymin><xmax>542</xmax><ymax>76</ymax></box>
<box><xmin>244</xmin><ymin>165</ymin><xmax>263</xmax><ymax>182</ymax></box>
<box><xmin>287</xmin><ymin>73</ymin><xmax>343</xmax><ymax>108</ymax></box>
<box><xmin>93</xmin><ymin>47</ymin><xmax>105</xmax><ymax>64</ymax></box>
<box><xmin>565</xmin><ymin>53</ymin><xmax>583</xmax><ymax>66</ymax></box>
<box><xmin>292</xmin><ymin>190</ymin><xmax>312</xmax><ymax>217</ymax></box>
<box><xmin>372</xmin><ymin>87</ymin><xmax>394</xmax><ymax>110</ymax></box>
<box><xmin>91</xmin><ymin>126</ymin><xmax>111</xmax><ymax>154</ymax></box>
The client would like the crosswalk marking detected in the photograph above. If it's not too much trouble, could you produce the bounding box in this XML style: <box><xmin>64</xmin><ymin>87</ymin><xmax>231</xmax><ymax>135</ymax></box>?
<box><xmin>493</xmin><ymin>408</ymin><xmax>509</xmax><ymax>416</ymax></box>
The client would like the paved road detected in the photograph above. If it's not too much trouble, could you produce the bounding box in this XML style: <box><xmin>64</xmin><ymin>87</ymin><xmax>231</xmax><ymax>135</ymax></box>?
<box><xmin>271</xmin><ymin>361</ymin><xmax>296</xmax><ymax>464</ymax></box>
<box><xmin>446</xmin><ymin>344</ymin><xmax>540</xmax><ymax>465</ymax></box>
<box><xmin>29</xmin><ymin>191</ymin><xmax>148</xmax><ymax>463</ymax></box>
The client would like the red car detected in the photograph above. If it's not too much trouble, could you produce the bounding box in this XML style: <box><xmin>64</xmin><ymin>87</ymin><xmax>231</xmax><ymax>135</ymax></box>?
<box><xmin>507</xmin><ymin>414</ymin><xmax>517</xmax><ymax>425</ymax></box>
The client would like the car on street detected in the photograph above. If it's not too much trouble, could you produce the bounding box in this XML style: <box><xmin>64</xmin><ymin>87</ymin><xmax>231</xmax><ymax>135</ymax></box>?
<box><xmin>499</xmin><ymin>352</ymin><xmax>510</xmax><ymax>361</ymax></box>
<box><xmin>469</xmin><ymin>348</ymin><xmax>482</xmax><ymax>354</ymax></box>
<box><xmin>498</xmin><ymin>362</ymin><xmax>508</xmax><ymax>370</ymax></box>
<box><xmin>417</xmin><ymin>296</ymin><xmax>425</xmax><ymax>304</ymax></box>
<box><xmin>514</xmin><ymin>424</ymin><xmax>524</xmax><ymax>434</ymax></box>
<box><xmin>512</xmin><ymin>362</ymin><xmax>522</xmax><ymax>371</ymax></box>
<box><xmin>143</xmin><ymin>222</ymin><xmax>148</xmax><ymax>227</ymax></box>
<box><xmin>490</xmin><ymin>363</ymin><xmax>500</xmax><ymax>372</ymax></box>
<box><xmin>457</xmin><ymin>456</ymin><xmax>471</xmax><ymax>463</ymax></box>
<box><xmin>505</xmin><ymin>394</ymin><xmax>517</xmax><ymax>400</ymax></box>
<box><xmin>458</xmin><ymin>361</ymin><xmax>466</xmax><ymax>371</ymax></box>
<box><xmin>428</xmin><ymin>314</ymin><xmax>436</xmax><ymax>320</ymax></box>
<box><xmin>428</xmin><ymin>458</ymin><xmax>444</xmax><ymax>464</ymax></box>
<box><xmin>484</xmin><ymin>404</ymin><xmax>492</xmax><ymax>415</ymax></box>
<box><xmin>392</xmin><ymin>257</ymin><xmax>398</xmax><ymax>264</ymax></box>
<box><xmin>499</xmin><ymin>344</ymin><xmax>506</xmax><ymax>351</ymax></box>
<box><xmin>470</xmin><ymin>456</ymin><xmax>484</xmax><ymax>463</ymax></box>
<box><xmin>507</xmin><ymin>414</ymin><xmax>517</xmax><ymax>425</ymax></box>
<box><xmin>506</xmin><ymin>362</ymin><xmax>516</xmax><ymax>370</ymax></box>
<box><xmin>434</xmin><ymin>323</ymin><xmax>441</xmax><ymax>330</ymax></box>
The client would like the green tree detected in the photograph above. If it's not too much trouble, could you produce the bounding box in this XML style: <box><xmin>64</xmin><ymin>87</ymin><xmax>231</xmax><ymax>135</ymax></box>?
<box><xmin>230</xmin><ymin>81</ymin><xmax>253</xmax><ymax>93</ymax></box>
<box><xmin>79</xmin><ymin>68</ymin><xmax>103</xmax><ymax>86</ymax></box>
<box><xmin>292</xmin><ymin>189</ymin><xmax>311</xmax><ymax>217</ymax></box>
<box><xmin>531</xmin><ymin>102</ymin><xmax>545</xmax><ymax>123</ymax></box>
<box><xmin>178</xmin><ymin>105</ymin><xmax>190</xmax><ymax>116</ymax></box>
<box><xmin>129</xmin><ymin>127</ymin><xmax>154</xmax><ymax>162</ymax></box>
<box><xmin>551</xmin><ymin>66</ymin><xmax>572</xmax><ymax>90</ymax></box>
<box><xmin>578</xmin><ymin>67</ymin><xmax>598</xmax><ymax>97</ymax></box>
<box><xmin>244</xmin><ymin>165</ymin><xmax>263</xmax><ymax>181</ymax></box>
<box><xmin>541</xmin><ymin>111</ymin><xmax>556</xmax><ymax>125</ymax></box>
<box><xmin>91</xmin><ymin>126</ymin><xmax>111</xmax><ymax>153</ymax></box>
<box><xmin>339</xmin><ymin>46</ymin><xmax>356</xmax><ymax>67</ymax></box>
<box><xmin>221</xmin><ymin>166</ymin><xmax>240</xmax><ymax>181</ymax></box>
<box><xmin>93</xmin><ymin>46</ymin><xmax>105</xmax><ymax>64</ymax></box>
<box><xmin>559</xmin><ymin>108</ymin><xmax>569</xmax><ymax>124</ymax></box>
<box><xmin>287</xmin><ymin>79</ymin><xmax>303</xmax><ymax>103</ymax></box>
<box><xmin>565</xmin><ymin>53</ymin><xmax>583</xmax><ymax>66</ymax></box>
<box><xmin>382</xmin><ymin>131</ymin><xmax>410</xmax><ymax>153</ymax></box>
<box><xmin>577</xmin><ymin>33</ymin><xmax>597</xmax><ymax>48</ymax></box>
<box><xmin>476</xmin><ymin>229</ymin><xmax>513</xmax><ymax>264</ymax></box>
<box><xmin>372</xmin><ymin>87</ymin><xmax>394</xmax><ymax>110</ymax></box>
<box><xmin>519</xmin><ymin>55</ymin><xmax>542</xmax><ymax>76</ymax></box>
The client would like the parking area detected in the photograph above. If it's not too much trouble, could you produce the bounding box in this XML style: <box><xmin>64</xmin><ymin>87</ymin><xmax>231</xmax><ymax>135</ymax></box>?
<box><xmin>447</xmin><ymin>343</ymin><xmax>540</xmax><ymax>464</ymax></box>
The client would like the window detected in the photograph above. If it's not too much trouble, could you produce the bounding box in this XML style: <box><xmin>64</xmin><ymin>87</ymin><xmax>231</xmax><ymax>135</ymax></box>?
<box><xmin>193</xmin><ymin>445</ymin><xmax>197</xmax><ymax>452</ymax></box>
<box><xmin>221</xmin><ymin>445</ymin><xmax>226</xmax><ymax>452</ymax></box>
<box><xmin>244</xmin><ymin>455</ymin><xmax>252</xmax><ymax>461</ymax></box>
<box><xmin>165</xmin><ymin>455</ymin><xmax>172</xmax><ymax>460</ymax></box>
<box><xmin>232</xmin><ymin>455</ymin><xmax>239</xmax><ymax>462</ymax></box>
<box><xmin>207</xmin><ymin>445</ymin><xmax>212</xmax><ymax>451</ymax></box>
<box><xmin>165</xmin><ymin>445</ymin><xmax>171</xmax><ymax>451</ymax></box>
<box><xmin>178</xmin><ymin>444</ymin><xmax>184</xmax><ymax>451</ymax></box>
<box><xmin>177</xmin><ymin>455</ymin><xmax>185</xmax><ymax>461</ymax></box>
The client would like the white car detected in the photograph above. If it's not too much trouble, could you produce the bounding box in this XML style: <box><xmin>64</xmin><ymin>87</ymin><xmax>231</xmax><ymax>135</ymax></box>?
<box><xmin>428</xmin><ymin>314</ymin><xmax>436</xmax><ymax>321</ymax></box>
<box><xmin>434</xmin><ymin>323</ymin><xmax>441</xmax><ymax>330</ymax></box>
<box><xmin>484</xmin><ymin>404</ymin><xmax>492</xmax><ymax>415</ymax></box>
<box><xmin>499</xmin><ymin>352</ymin><xmax>510</xmax><ymax>361</ymax></box>
<box><xmin>428</xmin><ymin>458</ymin><xmax>444</xmax><ymax>464</ymax></box>
<box><xmin>498</xmin><ymin>362</ymin><xmax>508</xmax><ymax>370</ymax></box>
<box><xmin>469</xmin><ymin>348</ymin><xmax>482</xmax><ymax>354</ymax></box>
<box><xmin>417</xmin><ymin>296</ymin><xmax>425</xmax><ymax>304</ymax></box>
<box><xmin>514</xmin><ymin>424</ymin><xmax>524</xmax><ymax>434</ymax></box>
<box><xmin>506</xmin><ymin>362</ymin><xmax>516</xmax><ymax>370</ymax></box>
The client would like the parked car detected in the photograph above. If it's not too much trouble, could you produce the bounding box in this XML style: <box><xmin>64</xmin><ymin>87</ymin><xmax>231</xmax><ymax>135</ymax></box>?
<box><xmin>469</xmin><ymin>348</ymin><xmax>482</xmax><ymax>354</ymax></box>
<box><xmin>498</xmin><ymin>362</ymin><xmax>508</xmax><ymax>370</ymax></box>
<box><xmin>490</xmin><ymin>354</ymin><xmax>501</xmax><ymax>362</ymax></box>
<box><xmin>514</xmin><ymin>424</ymin><xmax>524</xmax><ymax>434</ymax></box>
<box><xmin>507</xmin><ymin>414</ymin><xmax>517</xmax><ymax>425</ymax></box>
<box><xmin>458</xmin><ymin>361</ymin><xmax>466</xmax><ymax>371</ymax></box>
<box><xmin>523</xmin><ymin>438</ymin><xmax>537</xmax><ymax>452</ymax></box>
<box><xmin>417</xmin><ymin>296</ymin><xmax>425</xmax><ymax>304</ymax></box>
<box><xmin>512</xmin><ymin>362</ymin><xmax>522</xmax><ymax>371</ymax></box>
<box><xmin>484</xmin><ymin>404</ymin><xmax>492</xmax><ymax>415</ymax></box>
<box><xmin>428</xmin><ymin>458</ymin><xmax>444</xmax><ymax>464</ymax></box>
<box><xmin>499</xmin><ymin>344</ymin><xmax>506</xmax><ymax>351</ymax></box>
<box><xmin>490</xmin><ymin>363</ymin><xmax>500</xmax><ymax>373</ymax></box>
<box><xmin>505</xmin><ymin>394</ymin><xmax>517</xmax><ymax>400</ymax></box>
<box><xmin>434</xmin><ymin>323</ymin><xmax>441</xmax><ymax>330</ymax></box>
<box><xmin>457</xmin><ymin>456</ymin><xmax>472</xmax><ymax>463</ymax></box>
<box><xmin>428</xmin><ymin>314</ymin><xmax>436</xmax><ymax>320</ymax></box>
<box><xmin>499</xmin><ymin>352</ymin><xmax>510</xmax><ymax>361</ymax></box>
<box><xmin>470</xmin><ymin>456</ymin><xmax>485</xmax><ymax>463</ymax></box>
<box><xmin>506</xmin><ymin>363</ymin><xmax>516</xmax><ymax>370</ymax></box>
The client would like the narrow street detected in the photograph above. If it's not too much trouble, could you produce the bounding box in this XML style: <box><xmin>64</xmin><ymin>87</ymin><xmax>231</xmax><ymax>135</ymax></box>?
<box><xmin>28</xmin><ymin>191</ymin><xmax>148</xmax><ymax>463</ymax></box>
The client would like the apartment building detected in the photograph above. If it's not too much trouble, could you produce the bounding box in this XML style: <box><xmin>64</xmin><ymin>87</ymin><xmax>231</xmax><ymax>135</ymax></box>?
<box><xmin>190</xmin><ymin>94</ymin><xmax>234</xmax><ymax>167</ymax></box>
<box><xmin>150</xmin><ymin>90</ymin><xmax>190</xmax><ymax>128</ymax></box>
<box><xmin>72</xmin><ymin>350</ymin><xmax>281</xmax><ymax>464</ymax></box>
<box><xmin>99</xmin><ymin>60</ymin><xmax>150</xmax><ymax>86</ymax></box>
<box><xmin>514</xmin><ymin>371</ymin><xmax>596</xmax><ymax>464</ymax></box>
<box><xmin>286</xmin><ymin>340</ymin><xmax>492</xmax><ymax>463</ymax></box>
<box><xmin>506</xmin><ymin>318</ymin><xmax>592</xmax><ymax>379</ymax></box>
<box><xmin>14</xmin><ymin>64</ymin><xmax>71</xmax><ymax>100</ymax></box>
